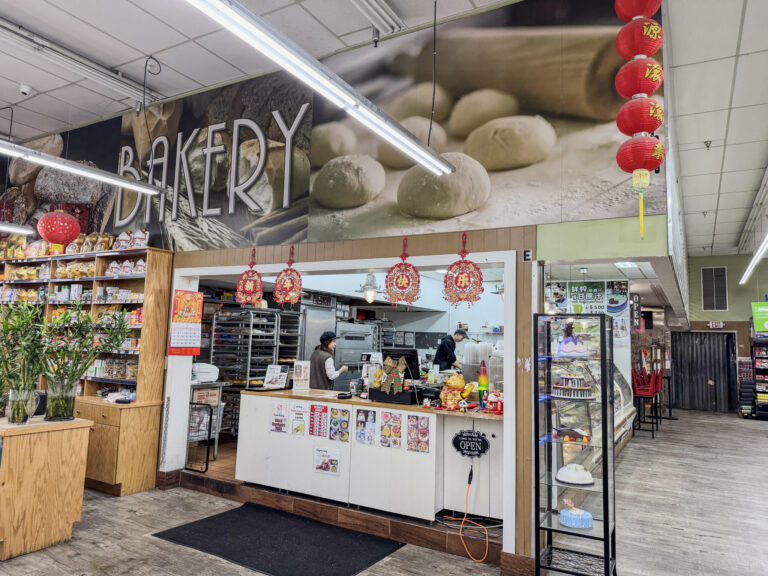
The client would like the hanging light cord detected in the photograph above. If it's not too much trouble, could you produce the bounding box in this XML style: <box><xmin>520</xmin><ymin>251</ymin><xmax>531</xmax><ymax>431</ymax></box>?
<box><xmin>426</xmin><ymin>0</ymin><xmax>437</xmax><ymax>148</ymax></box>
<box><xmin>142</xmin><ymin>56</ymin><xmax>162</xmax><ymax>185</ymax></box>
<box><xmin>0</xmin><ymin>106</ymin><xmax>13</xmax><ymax>195</ymax></box>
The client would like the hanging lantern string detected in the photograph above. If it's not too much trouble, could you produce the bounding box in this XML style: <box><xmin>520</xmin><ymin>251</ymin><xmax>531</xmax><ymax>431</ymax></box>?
<box><xmin>459</xmin><ymin>231</ymin><xmax>469</xmax><ymax>259</ymax></box>
<box><xmin>248</xmin><ymin>247</ymin><xmax>256</xmax><ymax>269</ymax></box>
<box><xmin>639</xmin><ymin>190</ymin><xmax>645</xmax><ymax>240</ymax></box>
<box><xmin>400</xmin><ymin>236</ymin><xmax>409</xmax><ymax>261</ymax></box>
<box><xmin>287</xmin><ymin>245</ymin><xmax>295</xmax><ymax>268</ymax></box>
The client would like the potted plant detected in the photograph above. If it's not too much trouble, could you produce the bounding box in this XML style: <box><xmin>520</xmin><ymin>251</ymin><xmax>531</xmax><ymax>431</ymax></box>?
<box><xmin>0</xmin><ymin>302</ymin><xmax>48</xmax><ymax>424</ymax></box>
<box><xmin>44</xmin><ymin>302</ymin><xmax>130</xmax><ymax>421</ymax></box>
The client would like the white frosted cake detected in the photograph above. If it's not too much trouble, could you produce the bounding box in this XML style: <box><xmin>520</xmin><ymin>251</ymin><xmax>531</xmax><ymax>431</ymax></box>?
<box><xmin>555</xmin><ymin>463</ymin><xmax>594</xmax><ymax>485</ymax></box>
<box><xmin>552</xmin><ymin>373</ymin><xmax>594</xmax><ymax>399</ymax></box>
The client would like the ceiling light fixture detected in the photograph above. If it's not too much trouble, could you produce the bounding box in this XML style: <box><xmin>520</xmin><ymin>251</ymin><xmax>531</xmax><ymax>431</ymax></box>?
<box><xmin>0</xmin><ymin>222</ymin><xmax>34</xmax><ymax>235</ymax></box>
<box><xmin>0</xmin><ymin>18</ymin><xmax>161</xmax><ymax>103</ymax></box>
<box><xmin>579</xmin><ymin>267</ymin><xmax>589</xmax><ymax>275</ymax></box>
<box><xmin>183</xmin><ymin>0</ymin><xmax>453</xmax><ymax>176</ymax></box>
<box><xmin>614</xmin><ymin>262</ymin><xmax>638</xmax><ymax>269</ymax></box>
<box><xmin>356</xmin><ymin>273</ymin><xmax>381</xmax><ymax>304</ymax></box>
<box><xmin>739</xmin><ymin>234</ymin><xmax>768</xmax><ymax>285</ymax></box>
<box><xmin>491</xmin><ymin>282</ymin><xmax>504</xmax><ymax>301</ymax></box>
<box><xmin>0</xmin><ymin>139</ymin><xmax>161</xmax><ymax>196</ymax></box>
<box><xmin>350</xmin><ymin>0</ymin><xmax>406</xmax><ymax>35</ymax></box>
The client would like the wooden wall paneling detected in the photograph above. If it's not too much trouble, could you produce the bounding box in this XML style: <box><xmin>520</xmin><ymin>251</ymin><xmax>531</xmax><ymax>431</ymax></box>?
<box><xmin>138</xmin><ymin>249</ymin><xmax>173</xmax><ymax>404</ymax></box>
<box><xmin>116</xmin><ymin>405</ymin><xmax>162</xmax><ymax>496</ymax></box>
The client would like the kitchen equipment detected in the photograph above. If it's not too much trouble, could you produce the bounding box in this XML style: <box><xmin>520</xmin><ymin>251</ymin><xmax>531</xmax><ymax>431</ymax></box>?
<box><xmin>335</xmin><ymin>322</ymin><xmax>378</xmax><ymax>391</ymax></box>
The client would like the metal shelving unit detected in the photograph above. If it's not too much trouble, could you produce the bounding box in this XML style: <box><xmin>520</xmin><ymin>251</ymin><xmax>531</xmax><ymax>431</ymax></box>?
<box><xmin>277</xmin><ymin>309</ymin><xmax>304</xmax><ymax>367</ymax></box>
<box><xmin>211</xmin><ymin>309</ymin><xmax>279</xmax><ymax>387</ymax></box>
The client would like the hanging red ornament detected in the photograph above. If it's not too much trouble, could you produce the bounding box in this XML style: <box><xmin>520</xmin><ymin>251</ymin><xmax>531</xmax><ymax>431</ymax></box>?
<box><xmin>385</xmin><ymin>237</ymin><xmax>421</xmax><ymax>307</ymax></box>
<box><xmin>37</xmin><ymin>209</ymin><xmax>80</xmax><ymax>245</ymax></box>
<box><xmin>616</xmin><ymin>97</ymin><xmax>664</xmax><ymax>136</ymax></box>
<box><xmin>616</xmin><ymin>136</ymin><xmax>665</xmax><ymax>173</ymax></box>
<box><xmin>236</xmin><ymin>247</ymin><xmax>263</xmax><ymax>307</ymax></box>
<box><xmin>443</xmin><ymin>232</ymin><xmax>484</xmax><ymax>308</ymax></box>
<box><xmin>615</xmin><ymin>57</ymin><xmax>663</xmax><ymax>99</ymax></box>
<box><xmin>615</xmin><ymin>18</ymin><xmax>663</xmax><ymax>60</ymax></box>
<box><xmin>615</xmin><ymin>0</ymin><xmax>661</xmax><ymax>22</ymax></box>
<box><xmin>273</xmin><ymin>245</ymin><xmax>302</xmax><ymax>308</ymax></box>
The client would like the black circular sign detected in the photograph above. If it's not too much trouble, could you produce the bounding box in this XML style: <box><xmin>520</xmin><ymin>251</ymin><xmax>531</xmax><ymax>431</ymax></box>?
<box><xmin>452</xmin><ymin>430</ymin><xmax>490</xmax><ymax>458</ymax></box>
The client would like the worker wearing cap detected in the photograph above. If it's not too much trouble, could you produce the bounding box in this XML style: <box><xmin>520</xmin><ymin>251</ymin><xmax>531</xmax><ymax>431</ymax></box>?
<box><xmin>309</xmin><ymin>331</ymin><xmax>349</xmax><ymax>390</ymax></box>
<box><xmin>434</xmin><ymin>329</ymin><xmax>467</xmax><ymax>372</ymax></box>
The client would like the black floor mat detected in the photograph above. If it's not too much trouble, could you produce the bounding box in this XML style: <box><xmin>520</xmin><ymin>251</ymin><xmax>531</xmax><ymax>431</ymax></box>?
<box><xmin>154</xmin><ymin>502</ymin><xmax>404</xmax><ymax>576</ymax></box>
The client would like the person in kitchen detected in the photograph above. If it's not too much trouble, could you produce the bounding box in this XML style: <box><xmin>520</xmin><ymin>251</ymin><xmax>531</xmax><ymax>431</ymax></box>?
<box><xmin>434</xmin><ymin>329</ymin><xmax>468</xmax><ymax>371</ymax></box>
<box><xmin>309</xmin><ymin>331</ymin><xmax>349</xmax><ymax>390</ymax></box>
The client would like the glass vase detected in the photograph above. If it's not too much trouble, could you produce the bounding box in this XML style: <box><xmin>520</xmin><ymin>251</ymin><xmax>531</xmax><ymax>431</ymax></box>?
<box><xmin>8</xmin><ymin>390</ymin><xmax>39</xmax><ymax>425</ymax></box>
<box><xmin>45</xmin><ymin>384</ymin><xmax>77</xmax><ymax>421</ymax></box>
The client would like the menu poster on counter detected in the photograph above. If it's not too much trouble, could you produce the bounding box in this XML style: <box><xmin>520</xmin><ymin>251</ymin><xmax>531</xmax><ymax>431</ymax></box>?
<box><xmin>290</xmin><ymin>402</ymin><xmax>308</xmax><ymax>436</ymax></box>
<box><xmin>567</xmin><ymin>282</ymin><xmax>605</xmax><ymax>315</ymax></box>
<box><xmin>329</xmin><ymin>407</ymin><xmax>350</xmax><ymax>442</ymax></box>
<box><xmin>293</xmin><ymin>361</ymin><xmax>311</xmax><ymax>390</ymax></box>
<box><xmin>168</xmin><ymin>290</ymin><xmax>204</xmax><ymax>356</ymax></box>
<box><xmin>264</xmin><ymin>365</ymin><xmax>289</xmax><ymax>389</ymax></box>
<box><xmin>380</xmin><ymin>412</ymin><xmax>402</xmax><ymax>448</ymax></box>
<box><xmin>270</xmin><ymin>401</ymin><xmax>289</xmax><ymax>433</ymax></box>
<box><xmin>314</xmin><ymin>447</ymin><xmax>340</xmax><ymax>476</ymax></box>
<box><xmin>309</xmin><ymin>404</ymin><xmax>329</xmax><ymax>437</ymax></box>
<box><xmin>407</xmin><ymin>415</ymin><xmax>430</xmax><ymax>454</ymax></box>
<box><xmin>355</xmin><ymin>409</ymin><xmax>376</xmax><ymax>445</ymax></box>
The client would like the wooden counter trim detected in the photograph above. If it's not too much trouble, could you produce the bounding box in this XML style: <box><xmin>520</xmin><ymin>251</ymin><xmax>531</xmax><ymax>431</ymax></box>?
<box><xmin>0</xmin><ymin>416</ymin><xmax>92</xmax><ymax>437</ymax></box>
<box><xmin>75</xmin><ymin>396</ymin><xmax>164</xmax><ymax>409</ymax></box>
<box><xmin>240</xmin><ymin>389</ymin><xmax>503</xmax><ymax>421</ymax></box>
<box><xmin>173</xmin><ymin>225</ymin><xmax>536</xmax><ymax>270</ymax></box>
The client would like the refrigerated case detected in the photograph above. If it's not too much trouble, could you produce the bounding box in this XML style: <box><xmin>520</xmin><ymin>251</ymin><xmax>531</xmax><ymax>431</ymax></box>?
<box><xmin>534</xmin><ymin>314</ymin><xmax>617</xmax><ymax>576</ymax></box>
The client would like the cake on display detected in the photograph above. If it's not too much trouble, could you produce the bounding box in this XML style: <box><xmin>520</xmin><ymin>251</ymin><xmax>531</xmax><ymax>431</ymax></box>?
<box><xmin>556</xmin><ymin>323</ymin><xmax>590</xmax><ymax>357</ymax></box>
<box><xmin>555</xmin><ymin>463</ymin><xmax>594</xmax><ymax>485</ymax></box>
<box><xmin>559</xmin><ymin>498</ymin><xmax>594</xmax><ymax>530</ymax></box>
<box><xmin>552</xmin><ymin>373</ymin><xmax>594</xmax><ymax>399</ymax></box>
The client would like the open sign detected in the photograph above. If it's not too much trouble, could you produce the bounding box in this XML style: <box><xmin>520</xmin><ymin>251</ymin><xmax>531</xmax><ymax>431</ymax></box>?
<box><xmin>452</xmin><ymin>430</ymin><xmax>490</xmax><ymax>458</ymax></box>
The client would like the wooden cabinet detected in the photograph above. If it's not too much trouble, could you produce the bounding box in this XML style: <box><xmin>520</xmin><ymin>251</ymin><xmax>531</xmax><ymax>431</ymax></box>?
<box><xmin>0</xmin><ymin>417</ymin><xmax>91</xmax><ymax>560</ymax></box>
<box><xmin>76</xmin><ymin>397</ymin><xmax>162</xmax><ymax>496</ymax></box>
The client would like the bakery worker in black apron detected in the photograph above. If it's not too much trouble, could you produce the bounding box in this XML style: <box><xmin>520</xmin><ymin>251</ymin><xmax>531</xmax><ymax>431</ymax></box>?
<box><xmin>434</xmin><ymin>329</ymin><xmax>468</xmax><ymax>372</ymax></box>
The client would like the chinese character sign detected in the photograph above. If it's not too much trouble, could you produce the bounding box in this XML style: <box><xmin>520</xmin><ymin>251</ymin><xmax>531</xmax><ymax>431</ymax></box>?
<box><xmin>169</xmin><ymin>290</ymin><xmax>204</xmax><ymax>355</ymax></box>
<box><xmin>567</xmin><ymin>282</ymin><xmax>605</xmax><ymax>314</ymax></box>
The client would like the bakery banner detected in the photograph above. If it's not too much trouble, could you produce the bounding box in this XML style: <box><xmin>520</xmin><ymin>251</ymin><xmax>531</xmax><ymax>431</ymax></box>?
<box><xmin>0</xmin><ymin>2</ymin><xmax>665</xmax><ymax>251</ymax></box>
<box><xmin>546</xmin><ymin>280</ymin><xmax>631</xmax><ymax>385</ymax></box>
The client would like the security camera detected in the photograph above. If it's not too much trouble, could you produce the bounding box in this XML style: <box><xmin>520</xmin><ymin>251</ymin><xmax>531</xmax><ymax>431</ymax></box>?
<box><xmin>19</xmin><ymin>84</ymin><xmax>31</xmax><ymax>96</ymax></box>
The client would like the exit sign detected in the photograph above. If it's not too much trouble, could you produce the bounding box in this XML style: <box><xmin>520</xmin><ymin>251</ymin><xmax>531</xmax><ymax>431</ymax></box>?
<box><xmin>707</xmin><ymin>321</ymin><xmax>725</xmax><ymax>329</ymax></box>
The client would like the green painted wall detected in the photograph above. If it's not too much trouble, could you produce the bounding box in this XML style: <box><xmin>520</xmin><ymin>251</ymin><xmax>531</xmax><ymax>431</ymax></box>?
<box><xmin>537</xmin><ymin>215</ymin><xmax>668</xmax><ymax>262</ymax></box>
<box><xmin>688</xmin><ymin>254</ymin><xmax>768</xmax><ymax>322</ymax></box>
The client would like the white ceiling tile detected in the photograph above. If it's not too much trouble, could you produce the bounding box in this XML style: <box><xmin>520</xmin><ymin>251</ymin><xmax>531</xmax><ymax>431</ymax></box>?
<box><xmin>722</xmin><ymin>140</ymin><xmax>768</xmax><ymax>172</ymax></box>
<box><xmin>196</xmin><ymin>30</ymin><xmax>276</xmax><ymax>76</ymax></box>
<box><xmin>684</xmin><ymin>212</ymin><xmax>716</xmax><ymax>235</ymax></box>
<box><xmin>46</xmin><ymin>0</ymin><xmax>186</xmax><ymax>55</ymax></box>
<box><xmin>340</xmin><ymin>28</ymin><xmax>373</xmax><ymax>47</ymax></box>
<box><xmin>679</xmin><ymin>173</ymin><xmax>721</xmax><ymax>196</ymax></box>
<box><xmin>667</xmin><ymin>0</ymin><xmax>742</xmax><ymax>66</ymax></box>
<box><xmin>686</xmin><ymin>235</ymin><xmax>713</xmax><ymax>247</ymax></box>
<box><xmin>721</xmin><ymin>168</ymin><xmax>765</xmax><ymax>192</ymax></box>
<box><xmin>0</xmin><ymin>116</ymin><xmax>40</xmax><ymax>140</ymax></box>
<box><xmin>0</xmin><ymin>52</ymin><xmax>73</xmax><ymax>93</ymax></box>
<box><xmin>711</xmin><ymin>246</ymin><xmax>740</xmax><ymax>255</ymax></box>
<box><xmin>46</xmin><ymin>85</ymin><xmax>128</xmax><ymax>117</ymax></box>
<box><xmin>683</xmin><ymin>194</ymin><xmax>718</xmax><ymax>212</ymax></box>
<box><xmin>712</xmin><ymin>232</ymin><xmax>741</xmax><ymax>245</ymax></box>
<box><xmin>717</xmin><ymin>207</ymin><xmax>752</xmax><ymax>222</ymax></box>
<box><xmin>20</xmin><ymin>93</ymin><xmax>97</xmax><ymax>126</ymax></box>
<box><xmin>732</xmin><ymin>51</ymin><xmax>768</xmax><ymax>108</ymax></box>
<box><xmin>264</xmin><ymin>4</ymin><xmax>345</xmax><ymax>56</ymax></box>
<box><xmin>0</xmin><ymin>0</ymin><xmax>141</xmax><ymax>67</ymax></box>
<box><xmin>0</xmin><ymin>41</ymin><xmax>85</xmax><ymax>84</ymax></box>
<box><xmin>714</xmin><ymin>220</ymin><xmax>743</xmax><ymax>236</ymax></box>
<box><xmin>302</xmin><ymin>0</ymin><xmax>370</xmax><ymax>36</ymax></box>
<box><xmin>77</xmin><ymin>79</ymin><xmax>132</xmax><ymax>102</ymax></box>
<box><xmin>240</xmin><ymin>0</ymin><xmax>296</xmax><ymax>15</ymax></box>
<box><xmin>674</xmin><ymin>110</ymin><xmax>729</xmax><ymax>146</ymax></box>
<box><xmin>128</xmin><ymin>0</ymin><xmax>221</xmax><ymax>37</ymax></box>
<box><xmin>389</xmin><ymin>0</ymin><xmax>474</xmax><ymax>27</ymax></box>
<box><xmin>741</xmin><ymin>0</ymin><xmax>768</xmax><ymax>53</ymax></box>
<box><xmin>671</xmin><ymin>58</ymin><xmax>735</xmax><ymax>115</ymax></box>
<box><xmin>154</xmin><ymin>42</ymin><xmax>245</xmax><ymax>85</ymax></box>
<box><xmin>678</xmin><ymin>146</ymin><xmax>724</xmax><ymax>176</ymax></box>
<box><xmin>117</xmin><ymin>59</ymin><xmax>201</xmax><ymax>97</ymax></box>
<box><xmin>719</xmin><ymin>189</ymin><xmax>757</xmax><ymax>209</ymax></box>
<box><xmin>0</xmin><ymin>75</ymin><xmax>33</xmax><ymax>105</ymax></box>
<box><xmin>727</xmin><ymin>104</ymin><xmax>768</xmax><ymax>144</ymax></box>
<box><xmin>0</xmin><ymin>104</ymin><xmax>69</xmax><ymax>133</ymax></box>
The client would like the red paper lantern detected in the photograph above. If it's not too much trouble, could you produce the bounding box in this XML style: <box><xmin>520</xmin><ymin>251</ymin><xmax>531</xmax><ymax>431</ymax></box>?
<box><xmin>615</xmin><ymin>57</ymin><xmax>663</xmax><ymax>99</ymax></box>
<box><xmin>37</xmin><ymin>210</ymin><xmax>80</xmax><ymax>245</ymax></box>
<box><xmin>616</xmin><ymin>97</ymin><xmax>664</xmax><ymax>136</ymax></box>
<box><xmin>236</xmin><ymin>248</ymin><xmax>264</xmax><ymax>307</ymax></box>
<box><xmin>443</xmin><ymin>233</ymin><xmax>484</xmax><ymax>308</ymax></box>
<box><xmin>385</xmin><ymin>237</ymin><xmax>421</xmax><ymax>307</ymax></box>
<box><xmin>616</xmin><ymin>136</ymin><xmax>665</xmax><ymax>173</ymax></box>
<box><xmin>616</xmin><ymin>18</ymin><xmax>663</xmax><ymax>60</ymax></box>
<box><xmin>273</xmin><ymin>246</ymin><xmax>302</xmax><ymax>308</ymax></box>
<box><xmin>615</xmin><ymin>0</ymin><xmax>661</xmax><ymax>22</ymax></box>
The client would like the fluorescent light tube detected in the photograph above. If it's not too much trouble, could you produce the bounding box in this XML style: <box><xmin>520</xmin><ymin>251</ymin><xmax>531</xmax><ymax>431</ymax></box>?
<box><xmin>0</xmin><ymin>222</ymin><xmax>34</xmax><ymax>235</ymax></box>
<box><xmin>350</xmin><ymin>0</ymin><xmax>406</xmax><ymax>34</ymax></box>
<box><xmin>740</xmin><ymin>233</ymin><xmax>768</xmax><ymax>285</ymax></box>
<box><xmin>0</xmin><ymin>17</ymin><xmax>161</xmax><ymax>102</ymax></box>
<box><xmin>614</xmin><ymin>262</ymin><xmax>638</xmax><ymax>269</ymax></box>
<box><xmin>0</xmin><ymin>139</ymin><xmax>161</xmax><ymax>196</ymax></box>
<box><xmin>183</xmin><ymin>0</ymin><xmax>454</xmax><ymax>176</ymax></box>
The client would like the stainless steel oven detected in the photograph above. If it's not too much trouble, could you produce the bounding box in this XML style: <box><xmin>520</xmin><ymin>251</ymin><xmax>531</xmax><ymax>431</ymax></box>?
<box><xmin>334</xmin><ymin>322</ymin><xmax>378</xmax><ymax>390</ymax></box>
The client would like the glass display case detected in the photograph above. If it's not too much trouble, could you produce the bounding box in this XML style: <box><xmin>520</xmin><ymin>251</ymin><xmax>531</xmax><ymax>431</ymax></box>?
<box><xmin>534</xmin><ymin>314</ymin><xmax>617</xmax><ymax>576</ymax></box>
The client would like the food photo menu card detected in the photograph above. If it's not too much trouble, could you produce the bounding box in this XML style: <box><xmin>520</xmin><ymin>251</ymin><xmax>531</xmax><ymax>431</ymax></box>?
<box><xmin>380</xmin><ymin>411</ymin><xmax>402</xmax><ymax>448</ymax></box>
<box><xmin>356</xmin><ymin>409</ymin><xmax>376</xmax><ymax>445</ymax></box>
<box><xmin>407</xmin><ymin>415</ymin><xmax>430</xmax><ymax>454</ymax></box>
<box><xmin>329</xmin><ymin>407</ymin><xmax>350</xmax><ymax>443</ymax></box>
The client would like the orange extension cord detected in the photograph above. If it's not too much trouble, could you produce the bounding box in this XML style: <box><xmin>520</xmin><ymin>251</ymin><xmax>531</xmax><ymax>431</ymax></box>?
<box><xmin>458</xmin><ymin>482</ymin><xmax>488</xmax><ymax>563</ymax></box>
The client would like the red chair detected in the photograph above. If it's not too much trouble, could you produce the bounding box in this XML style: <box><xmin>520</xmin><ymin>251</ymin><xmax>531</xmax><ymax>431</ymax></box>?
<box><xmin>633</xmin><ymin>367</ymin><xmax>659</xmax><ymax>438</ymax></box>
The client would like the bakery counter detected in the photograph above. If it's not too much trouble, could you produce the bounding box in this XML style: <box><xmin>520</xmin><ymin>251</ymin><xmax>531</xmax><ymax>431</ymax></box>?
<box><xmin>236</xmin><ymin>389</ymin><xmax>504</xmax><ymax>521</ymax></box>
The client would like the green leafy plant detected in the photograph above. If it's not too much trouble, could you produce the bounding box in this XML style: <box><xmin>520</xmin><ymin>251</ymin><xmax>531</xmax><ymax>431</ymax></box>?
<box><xmin>44</xmin><ymin>301</ymin><xmax>130</xmax><ymax>420</ymax></box>
<box><xmin>0</xmin><ymin>302</ymin><xmax>48</xmax><ymax>423</ymax></box>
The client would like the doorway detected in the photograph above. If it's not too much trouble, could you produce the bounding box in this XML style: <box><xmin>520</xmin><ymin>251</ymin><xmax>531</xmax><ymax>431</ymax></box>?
<box><xmin>670</xmin><ymin>331</ymin><xmax>737</xmax><ymax>412</ymax></box>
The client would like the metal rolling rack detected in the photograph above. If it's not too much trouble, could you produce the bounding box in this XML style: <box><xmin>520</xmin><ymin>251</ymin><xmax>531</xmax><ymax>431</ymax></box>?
<box><xmin>277</xmin><ymin>310</ymin><xmax>304</xmax><ymax>369</ymax></box>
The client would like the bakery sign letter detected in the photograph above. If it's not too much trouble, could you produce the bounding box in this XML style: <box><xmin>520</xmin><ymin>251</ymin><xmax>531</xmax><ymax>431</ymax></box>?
<box><xmin>114</xmin><ymin>102</ymin><xmax>310</xmax><ymax>226</ymax></box>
